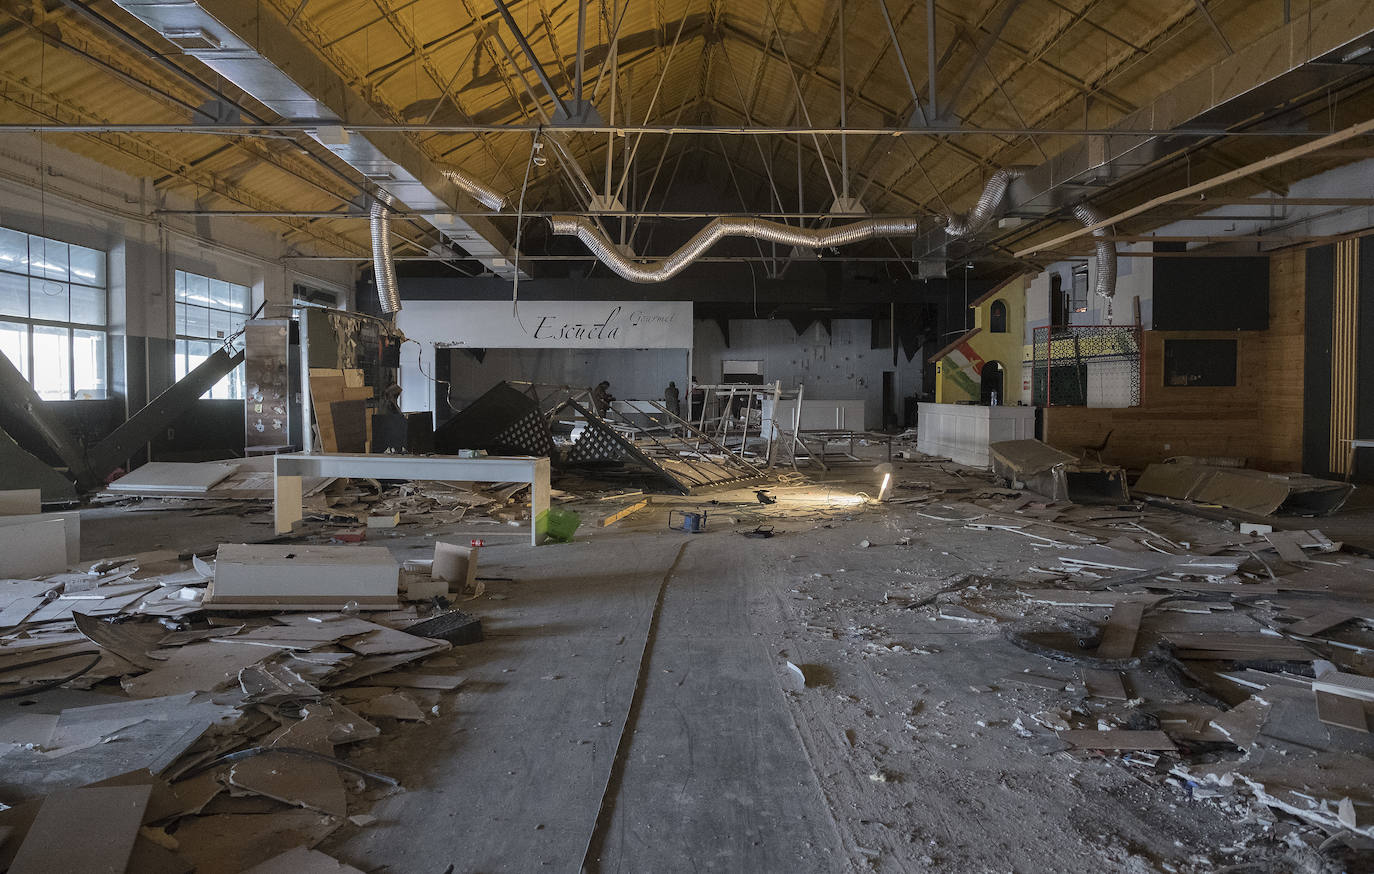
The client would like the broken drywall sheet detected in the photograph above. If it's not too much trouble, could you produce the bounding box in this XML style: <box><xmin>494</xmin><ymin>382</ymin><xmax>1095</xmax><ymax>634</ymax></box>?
<box><xmin>0</xmin><ymin>517</ymin><xmax>67</xmax><ymax>579</ymax></box>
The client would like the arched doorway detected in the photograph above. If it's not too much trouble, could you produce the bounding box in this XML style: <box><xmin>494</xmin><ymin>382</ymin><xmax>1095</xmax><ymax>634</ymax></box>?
<box><xmin>980</xmin><ymin>360</ymin><xmax>1005</xmax><ymax>405</ymax></box>
<box><xmin>989</xmin><ymin>300</ymin><xmax>1008</xmax><ymax>333</ymax></box>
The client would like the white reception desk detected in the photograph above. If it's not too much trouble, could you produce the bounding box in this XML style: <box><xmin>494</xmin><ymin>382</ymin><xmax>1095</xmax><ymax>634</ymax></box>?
<box><xmin>916</xmin><ymin>402</ymin><xmax>1036</xmax><ymax>468</ymax></box>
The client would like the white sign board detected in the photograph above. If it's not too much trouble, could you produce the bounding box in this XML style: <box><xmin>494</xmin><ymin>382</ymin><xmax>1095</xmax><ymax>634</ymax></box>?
<box><xmin>397</xmin><ymin>300</ymin><xmax>693</xmax><ymax>414</ymax></box>
<box><xmin>397</xmin><ymin>300</ymin><xmax>692</xmax><ymax>350</ymax></box>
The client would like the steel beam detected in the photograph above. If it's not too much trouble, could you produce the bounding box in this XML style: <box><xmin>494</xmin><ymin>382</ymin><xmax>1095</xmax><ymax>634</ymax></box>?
<box><xmin>1015</xmin><ymin>116</ymin><xmax>1374</xmax><ymax>256</ymax></box>
<box><xmin>87</xmin><ymin>347</ymin><xmax>246</xmax><ymax>480</ymax></box>
<box><xmin>1192</xmin><ymin>0</ymin><xmax>1234</xmax><ymax>54</ymax></box>
<box><xmin>941</xmin><ymin>0</ymin><xmax>1022</xmax><ymax>121</ymax></box>
<box><xmin>492</xmin><ymin>0</ymin><xmax>572</xmax><ymax>119</ymax></box>
<box><xmin>0</xmin><ymin>344</ymin><xmax>98</xmax><ymax>490</ymax></box>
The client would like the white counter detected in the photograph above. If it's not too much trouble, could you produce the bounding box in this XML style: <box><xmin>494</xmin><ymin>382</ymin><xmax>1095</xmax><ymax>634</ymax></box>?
<box><xmin>917</xmin><ymin>403</ymin><xmax>1036</xmax><ymax>468</ymax></box>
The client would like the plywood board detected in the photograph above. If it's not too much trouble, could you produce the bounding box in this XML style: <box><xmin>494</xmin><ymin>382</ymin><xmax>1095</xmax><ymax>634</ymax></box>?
<box><xmin>1057</xmin><ymin>730</ymin><xmax>1177</xmax><ymax>751</ymax></box>
<box><xmin>0</xmin><ymin>489</ymin><xmax>41</xmax><ymax>515</ymax></box>
<box><xmin>1096</xmin><ymin>597</ymin><xmax>1154</xmax><ymax>660</ymax></box>
<box><xmin>1265</xmin><ymin>530</ymin><xmax>1309</xmax><ymax>563</ymax></box>
<box><xmin>120</xmin><ymin>643</ymin><xmax>283</xmax><ymax>699</ymax></box>
<box><xmin>1313</xmin><ymin>671</ymin><xmax>1374</xmax><ymax>702</ymax></box>
<box><xmin>1315</xmin><ymin>690</ymin><xmax>1369</xmax><ymax>732</ymax></box>
<box><xmin>1083</xmin><ymin>669</ymin><xmax>1130</xmax><ymax>700</ymax></box>
<box><xmin>0</xmin><ymin>517</ymin><xmax>67</xmax><ymax>578</ymax></box>
<box><xmin>7</xmin><ymin>784</ymin><xmax>151</xmax><ymax>874</ymax></box>
<box><xmin>1288</xmin><ymin>609</ymin><xmax>1358</xmax><ymax>637</ymax></box>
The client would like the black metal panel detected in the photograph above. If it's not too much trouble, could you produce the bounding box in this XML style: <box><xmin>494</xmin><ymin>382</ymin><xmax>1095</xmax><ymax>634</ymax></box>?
<box><xmin>1153</xmin><ymin>256</ymin><xmax>1270</xmax><ymax>330</ymax></box>
<box><xmin>1303</xmin><ymin>244</ymin><xmax>1335</xmax><ymax>476</ymax></box>
<box><xmin>434</xmin><ymin>381</ymin><xmax>554</xmax><ymax>457</ymax></box>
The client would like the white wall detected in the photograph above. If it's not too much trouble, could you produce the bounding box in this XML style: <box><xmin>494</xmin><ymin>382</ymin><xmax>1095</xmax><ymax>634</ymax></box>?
<box><xmin>692</xmin><ymin>318</ymin><xmax>921</xmax><ymax>430</ymax></box>
<box><xmin>0</xmin><ymin>134</ymin><xmax>355</xmax><ymax>367</ymax></box>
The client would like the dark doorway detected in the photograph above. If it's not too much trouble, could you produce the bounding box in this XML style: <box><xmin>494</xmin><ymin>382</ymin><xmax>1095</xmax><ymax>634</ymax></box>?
<box><xmin>882</xmin><ymin>371</ymin><xmax>895</xmax><ymax>430</ymax></box>
<box><xmin>980</xmin><ymin>361</ymin><xmax>1005</xmax><ymax>405</ymax></box>
<box><xmin>1051</xmin><ymin>274</ymin><xmax>1068</xmax><ymax>327</ymax></box>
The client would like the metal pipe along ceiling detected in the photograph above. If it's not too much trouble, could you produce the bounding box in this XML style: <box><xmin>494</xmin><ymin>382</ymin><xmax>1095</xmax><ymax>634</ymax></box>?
<box><xmin>1071</xmin><ymin>202</ymin><xmax>1117</xmax><ymax>318</ymax></box>
<box><xmin>442</xmin><ymin>168</ymin><xmax>507</xmax><ymax>211</ymax></box>
<box><xmin>548</xmin><ymin>214</ymin><xmax>924</xmax><ymax>282</ymax></box>
<box><xmin>370</xmin><ymin>199</ymin><xmax>402</xmax><ymax>313</ymax></box>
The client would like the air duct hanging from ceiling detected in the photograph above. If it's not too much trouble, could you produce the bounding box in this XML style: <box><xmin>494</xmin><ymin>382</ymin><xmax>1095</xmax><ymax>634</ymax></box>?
<box><xmin>1071</xmin><ymin>202</ymin><xmax>1117</xmax><ymax>320</ymax></box>
<box><xmin>370</xmin><ymin>198</ymin><xmax>401</xmax><ymax>314</ymax></box>
<box><xmin>548</xmin><ymin>215</ymin><xmax>925</xmax><ymax>283</ymax></box>
<box><xmin>944</xmin><ymin>169</ymin><xmax>1022</xmax><ymax>238</ymax></box>
<box><xmin>442</xmin><ymin>168</ymin><xmax>507</xmax><ymax>211</ymax></box>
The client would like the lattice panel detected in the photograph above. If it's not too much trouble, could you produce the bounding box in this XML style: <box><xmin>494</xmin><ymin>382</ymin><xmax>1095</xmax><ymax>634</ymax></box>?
<box><xmin>567</xmin><ymin>417</ymin><xmax>630</xmax><ymax>463</ymax></box>
<box><xmin>494</xmin><ymin>409</ymin><xmax>555</xmax><ymax>457</ymax></box>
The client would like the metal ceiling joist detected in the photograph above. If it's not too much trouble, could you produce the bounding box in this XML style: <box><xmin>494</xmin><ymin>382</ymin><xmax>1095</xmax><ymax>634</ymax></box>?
<box><xmin>110</xmin><ymin>0</ymin><xmax>521</xmax><ymax>278</ymax></box>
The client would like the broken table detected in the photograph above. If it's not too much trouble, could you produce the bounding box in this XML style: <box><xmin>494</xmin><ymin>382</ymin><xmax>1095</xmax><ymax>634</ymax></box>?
<box><xmin>273</xmin><ymin>453</ymin><xmax>551</xmax><ymax>545</ymax></box>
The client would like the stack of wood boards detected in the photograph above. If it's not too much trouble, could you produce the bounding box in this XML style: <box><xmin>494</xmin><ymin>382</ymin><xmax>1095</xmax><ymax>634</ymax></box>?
<box><xmin>310</xmin><ymin>368</ymin><xmax>374</xmax><ymax>453</ymax></box>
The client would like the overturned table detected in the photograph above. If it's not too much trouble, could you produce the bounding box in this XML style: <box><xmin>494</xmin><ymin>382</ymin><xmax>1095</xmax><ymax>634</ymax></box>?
<box><xmin>274</xmin><ymin>453</ymin><xmax>551</xmax><ymax>545</ymax></box>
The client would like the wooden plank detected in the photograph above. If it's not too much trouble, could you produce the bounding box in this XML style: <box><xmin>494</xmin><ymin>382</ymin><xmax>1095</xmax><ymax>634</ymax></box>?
<box><xmin>1096</xmin><ymin>597</ymin><xmax>1155</xmax><ymax>659</ymax></box>
<box><xmin>8</xmin><ymin>785</ymin><xmax>151</xmax><ymax>874</ymax></box>
<box><xmin>1083</xmin><ymin>669</ymin><xmax>1130</xmax><ymax>700</ymax></box>
<box><xmin>601</xmin><ymin>499</ymin><xmax>650</xmax><ymax>527</ymax></box>
<box><xmin>1057</xmin><ymin>730</ymin><xmax>1176</xmax><ymax>751</ymax></box>
<box><xmin>1315</xmin><ymin>690</ymin><xmax>1369</xmax><ymax>732</ymax></box>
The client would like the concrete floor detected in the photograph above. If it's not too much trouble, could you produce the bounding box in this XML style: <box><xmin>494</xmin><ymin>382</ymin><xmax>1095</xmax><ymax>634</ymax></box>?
<box><xmin>77</xmin><ymin>466</ymin><xmax>1367</xmax><ymax>873</ymax></box>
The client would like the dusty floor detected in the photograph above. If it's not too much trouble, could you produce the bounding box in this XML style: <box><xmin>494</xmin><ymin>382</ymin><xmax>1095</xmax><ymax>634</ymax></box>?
<box><xmin>65</xmin><ymin>459</ymin><xmax>1373</xmax><ymax>874</ymax></box>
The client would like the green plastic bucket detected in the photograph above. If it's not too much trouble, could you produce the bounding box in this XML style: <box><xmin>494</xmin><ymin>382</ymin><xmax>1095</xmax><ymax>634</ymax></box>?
<box><xmin>543</xmin><ymin>509</ymin><xmax>581</xmax><ymax>543</ymax></box>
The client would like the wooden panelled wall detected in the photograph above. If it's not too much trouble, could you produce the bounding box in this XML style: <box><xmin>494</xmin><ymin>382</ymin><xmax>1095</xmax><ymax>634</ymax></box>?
<box><xmin>1042</xmin><ymin>249</ymin><xmax>1305</xmax><ymax>471</ymax></box>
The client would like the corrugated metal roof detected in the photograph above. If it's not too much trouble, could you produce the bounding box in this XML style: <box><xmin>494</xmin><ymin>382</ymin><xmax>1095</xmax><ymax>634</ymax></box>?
<box><xmin>0</xmin><ymin>0</ymin><xmax>1366</xmax><ymax>262</ymax></box>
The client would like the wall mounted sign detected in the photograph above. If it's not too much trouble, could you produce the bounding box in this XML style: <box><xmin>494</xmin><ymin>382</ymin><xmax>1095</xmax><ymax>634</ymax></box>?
<box><xmin>397</xmin><ymin>300</ymin><xmax>692</xmax><ymax>350</ymax></box>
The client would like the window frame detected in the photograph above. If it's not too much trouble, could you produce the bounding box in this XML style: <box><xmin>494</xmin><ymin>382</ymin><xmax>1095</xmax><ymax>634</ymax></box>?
<box><xmin>0</xmin><ymin>227</ymin><xmax>108</xmax><ymax>400</ymax></box>
<box><xmin>174</xmin><ymin>268</ymin><xmax>252</xmax><ymax>400</ymax></box>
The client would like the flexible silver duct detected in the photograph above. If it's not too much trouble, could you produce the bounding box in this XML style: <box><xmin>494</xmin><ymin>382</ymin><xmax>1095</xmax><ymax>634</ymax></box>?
<box><xmin>549</xmin><ymin>215</ymin><xmax>924</xmax><ymax>283</ymax></box>
<box><xmin>944</xmin><ymin>169</ymin><xmax>1022</xmax><ymax>237</ymax></box>
<box><xmin>442</xmin><ymin>168</ymin><xmax>507</xmax><ymax>211</ymax></box>
<box><xmin>370</xmin><ymin>198</ymin><xmax>401</xmax><ymax>314</ymax></box>
<box><xmin>1071</xmin><ymin>202</ymin><xmax>1117</xmax><ymax>318</ymax></box>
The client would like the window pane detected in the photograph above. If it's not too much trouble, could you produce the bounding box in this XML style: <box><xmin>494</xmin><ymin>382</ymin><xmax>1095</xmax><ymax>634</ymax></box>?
<box><xmin>69</xmin><ymin>245</ymin><xmax>105</xmax><ymax>288</ymax></box>
<box><xmin>175</xmin><ymin>338</ymin><xmax>188</xmax><ymax>382</ymax></box>
<box><xmin>208</xmin><ymin>279</ymin><xmax>240</xmax><ymax>310</ymax></box>
<box><xmin>209</xmin><ymin>307</ymin><xmax>233</xmax><ymax>340</ymax></box>
<box><xmin>70</xmin><ymin>284</ymin><xmax>105</xmax><ymax>326</ymax></box>
<box><xmin>174</xmin><ymin>270</ymin><xmax>187</xmax><ymax>303</ymax></box>
<box><xmin>31</xmin><ymin>325</ymin><xmax>70</xmax><ymax>400</ymax></box>
<box><xmin>0</xmin><ymin>320</ymin><xmax>28</xmax><ymax>380</ymax></box>
<box><xmin>0</xmin><ymin>228</ymin><xmax>27</xmax><ymax>274</ymax></box>
<box><xmin>185</xmin><ymin>272</ymin><xmax>210</xmax><ymax>305</ymax></box>
<box><xmin>183</xmin><ymin>304</ymin><xmax>210</xmax><ymax>338</ymax></box>
<box><xmin>29</xmin><ymin>237</ymin><xmax>68</xmax><ymax>281</ymax></box>
<box><xmin>72</xmin><ymin>329</ymin><xmax>106</xmax><ymax>399</ymax></box>
<box><xmin>29</xmin><ymin>278</ymin><xmax>69</xmax><ymax>322</ymax></box>
<box><xmin>176</xmin><ymin>301</ymin><xmax>187</xmax><ymax>336</ymax></box>
<box><xmin>0</xmin><ymin>271</ymin><xmax>27</xmax><ymax>317</ymax></box>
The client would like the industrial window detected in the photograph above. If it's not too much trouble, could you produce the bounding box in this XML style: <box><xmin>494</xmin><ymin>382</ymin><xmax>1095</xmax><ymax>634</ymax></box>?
<box><xmin>0</xmin><ymin>227</ymin><xmax>107</xmax><ymax>400</ymax></box>
<box><xmin>989</xmin><ymin>299</ymin><xmax>1008</xmax><ymax>333</ymax></box>
<box><xmin>175</xmin><ymin>269</ymin><xmax>250</xmax><ymax>399</ymax></box>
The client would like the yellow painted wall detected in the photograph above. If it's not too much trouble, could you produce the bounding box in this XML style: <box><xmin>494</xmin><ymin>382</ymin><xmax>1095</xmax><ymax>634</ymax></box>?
<box><xmin>934</xmin><ymin>276</ymin><xmax>1028</xmax><ymax>403</ymax></box>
